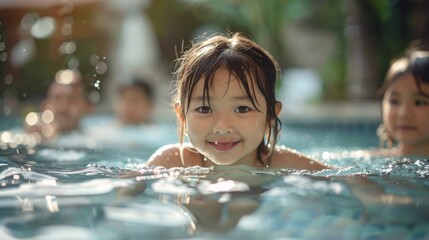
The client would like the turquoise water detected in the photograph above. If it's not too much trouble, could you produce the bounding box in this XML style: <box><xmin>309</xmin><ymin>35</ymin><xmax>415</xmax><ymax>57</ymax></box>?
<box><xmin>1</xmin><ymin>116</ymin><xmax>428</xmax><ymax>239</ymax></box>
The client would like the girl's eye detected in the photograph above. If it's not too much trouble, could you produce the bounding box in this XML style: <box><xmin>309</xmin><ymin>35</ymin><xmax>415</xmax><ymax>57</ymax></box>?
<box><xmin>415</xmin><ymin>99</ymin><xmax>429</xmax><ymax>106</ymax></box>
<box><xmin>197</xmin><ymin>106</ymin><xmax>212</xmax><ymax>114</ymax></box>
<box><xmin>388</xmin><ymin>98</ymin><xmax>399</xmax><ymax>105</ymax></box>
<box><xmin>235</xmin><ymin>106</ymin><xmax>251</xmax><ymax>113</ymax></box>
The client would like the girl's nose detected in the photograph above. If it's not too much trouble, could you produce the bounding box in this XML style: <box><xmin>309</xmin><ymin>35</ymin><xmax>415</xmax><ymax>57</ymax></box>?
<box><xmin>398</xmin><ymin>103</ymin><xmax>413</xmax><ymax>119</ymax></box>
<box><xmin>214</xmin><ymin>128</ymin><xmax>233</xmax><ymax>134</ymax></box>
<box><xmin>212</xmin><ymin>113</ymin><xmax>234</xmax><ymax>134</ymax></box>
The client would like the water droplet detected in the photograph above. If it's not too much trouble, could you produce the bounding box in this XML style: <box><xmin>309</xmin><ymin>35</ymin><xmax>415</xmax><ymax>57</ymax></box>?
<box><xmin>95</xmin><ymin>61</ymin><xmax>108</xmax><ymax>75</ymax></box>
<box><xmin>31</xmin><ymin>17</ymin><xmax>55</xmax><ymax>39</ymax></box>
<box><xmin>4</xmin><ymin>74</ymin><xmax>13</xmax><ymax>85</ymax></box>
<box><xmin>88</xmin><ymin>90</ymin><xmax>100</xmax><ymax>104</ymax></box>
<box><xmin>25</xmin><ymin>112</ymin><xmax>40</xmax><ymax>126</ymax></box>
<box><xmin>0</xmin><ymin>52</ymin><xmax>8</xmax><ymax>62</ymax></box>
<box><xmin>61</xmin><ymin>23</ymin><xmax>73</xmax><ymax>36</ymax></box>
<box><xmin>21</xmin><ymin>12</ymin><xmax>39</xmax><ymax>30</ymax></box>
<box><xmin>41</xmin><ymin>109</ymin><xmax>54</xmax><ymax>124</ymax></box>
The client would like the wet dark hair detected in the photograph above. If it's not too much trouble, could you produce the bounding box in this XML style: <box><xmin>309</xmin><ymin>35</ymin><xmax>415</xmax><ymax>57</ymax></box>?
<box><xmin>119</xmin><ymin>78</ymin><xmax>154</xmax><ymax>101</ymax></box>
<box><xmin>173</xmin><ymin>32</ymin><xmax>282</xmax><ymax>166</ymax></box>
<box><xmin>378</xmin><ymin>49</ymin><xmax>429</xmax><ymax>98</ymax></box>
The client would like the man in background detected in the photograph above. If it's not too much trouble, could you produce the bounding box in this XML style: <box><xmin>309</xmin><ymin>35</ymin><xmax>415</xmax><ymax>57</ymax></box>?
<box><xmin>25</xmin><ymin>69</ymin><xmax>93</xmax><ymax>142</ymax></box>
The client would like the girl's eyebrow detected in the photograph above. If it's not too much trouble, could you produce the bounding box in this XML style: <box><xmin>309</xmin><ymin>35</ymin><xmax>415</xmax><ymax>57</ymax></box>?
<box><xmin>190</xmin><ymin>94</ymin><xmax>252</xmax><ymax>101</ymax></box>
<box><xmin>414</xmin><ymin>93</ymin><xmax>429</xmax><ymax>98</ymax></box>
<box><xmin>389</xmin><ymin>90</ymin><xmax>429</xmax><ymax>98</ymax></box>
<box><xmin>389</xmin><ymin>91</ymin><xmax>400</xmax><ymax>96</ymax></box>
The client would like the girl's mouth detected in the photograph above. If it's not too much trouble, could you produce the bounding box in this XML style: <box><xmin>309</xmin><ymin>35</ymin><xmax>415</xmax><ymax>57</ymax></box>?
<box><xmin>209</xmin><ymin>141</ymin><xmax>239</xmax><ymax>151</ymax></box>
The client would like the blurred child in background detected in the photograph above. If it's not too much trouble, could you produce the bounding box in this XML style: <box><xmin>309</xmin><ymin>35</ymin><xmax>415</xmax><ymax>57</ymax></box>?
<box><xmin>86</xmin><ymin>76</ymin><xmax>175</xmax><ymax>149</ymax></box>
<box><xmin>114</xmin><ymin>78</ymin><xmax>155</xmax><ymax>125</ymax></box>
<box><xmin>376</xmin><ymin>48</ymin><xmax>429</xmax><ymax>157</ymax></box>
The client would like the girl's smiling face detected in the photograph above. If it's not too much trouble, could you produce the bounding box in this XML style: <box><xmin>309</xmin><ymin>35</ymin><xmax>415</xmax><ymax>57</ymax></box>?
<box><xmin>382</xmin><ymin>73</ymin><xmax>429</xmax><ymax>153</ymax></box>
<box><xmin>184</xmin><ymin>68</ymin><xmax>268</xmax><ymax>166</ymax></box>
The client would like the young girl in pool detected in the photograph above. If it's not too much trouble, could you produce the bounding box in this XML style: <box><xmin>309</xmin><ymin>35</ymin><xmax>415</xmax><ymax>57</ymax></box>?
<box><xmin>376</xmin><ymin>48</ymin><xmax>429</xmax><ymax>157</ymax></box>
<box><xmin>147</xmin><ymin>32</ymin><xmax>328</xmax><ymax>170</ymax></box>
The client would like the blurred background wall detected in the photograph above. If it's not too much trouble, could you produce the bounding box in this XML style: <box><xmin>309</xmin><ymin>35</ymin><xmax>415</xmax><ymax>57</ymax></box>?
<box><xmin>0</xmin><ymin>0</ymin><xmax>428</xmax><ymax>120</ymax></box>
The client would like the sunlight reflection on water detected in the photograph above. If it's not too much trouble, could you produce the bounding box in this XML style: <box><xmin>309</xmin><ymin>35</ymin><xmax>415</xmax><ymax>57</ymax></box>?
<box><xmin>0</xmin><ymin>116</ymin><xmax>428</xmax><ymax>239</ymax></box>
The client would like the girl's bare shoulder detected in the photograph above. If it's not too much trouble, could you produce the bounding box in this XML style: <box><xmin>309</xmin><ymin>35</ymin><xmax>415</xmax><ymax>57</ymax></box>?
<box><xmin>270</xmin><ymin>145</ymin><xmax>330</xmax><ymax>170</ymax></box>
<box><xmin>146</xmin><ymin>143</ymin><xmax>183</xmax><ymax>168</ymax></box>
<box><xmin>146</xmin><ymin>143</ymin><xmax>203</xmax><ymax>168</ymax></box>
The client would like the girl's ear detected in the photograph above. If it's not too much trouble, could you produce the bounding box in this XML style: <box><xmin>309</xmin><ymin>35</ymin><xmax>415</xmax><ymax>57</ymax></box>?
<box><xmin>275</xmin><ymin>101</ymin><xmax>282</xmax><ymax>117</ymax></box>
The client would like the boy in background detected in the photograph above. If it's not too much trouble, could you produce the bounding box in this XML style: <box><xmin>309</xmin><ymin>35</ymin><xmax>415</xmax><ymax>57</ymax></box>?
<box><xmin>114</xmin><ymin>78</ymin><xmax>154</xmax><ymax>125</ymax></box>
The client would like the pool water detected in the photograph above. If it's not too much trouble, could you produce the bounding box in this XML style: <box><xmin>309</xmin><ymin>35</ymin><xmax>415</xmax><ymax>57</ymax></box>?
<box><xmin>0</xmin><ymin>116</ymin><xmax>428</xmax><ymax>240</ymax></box>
